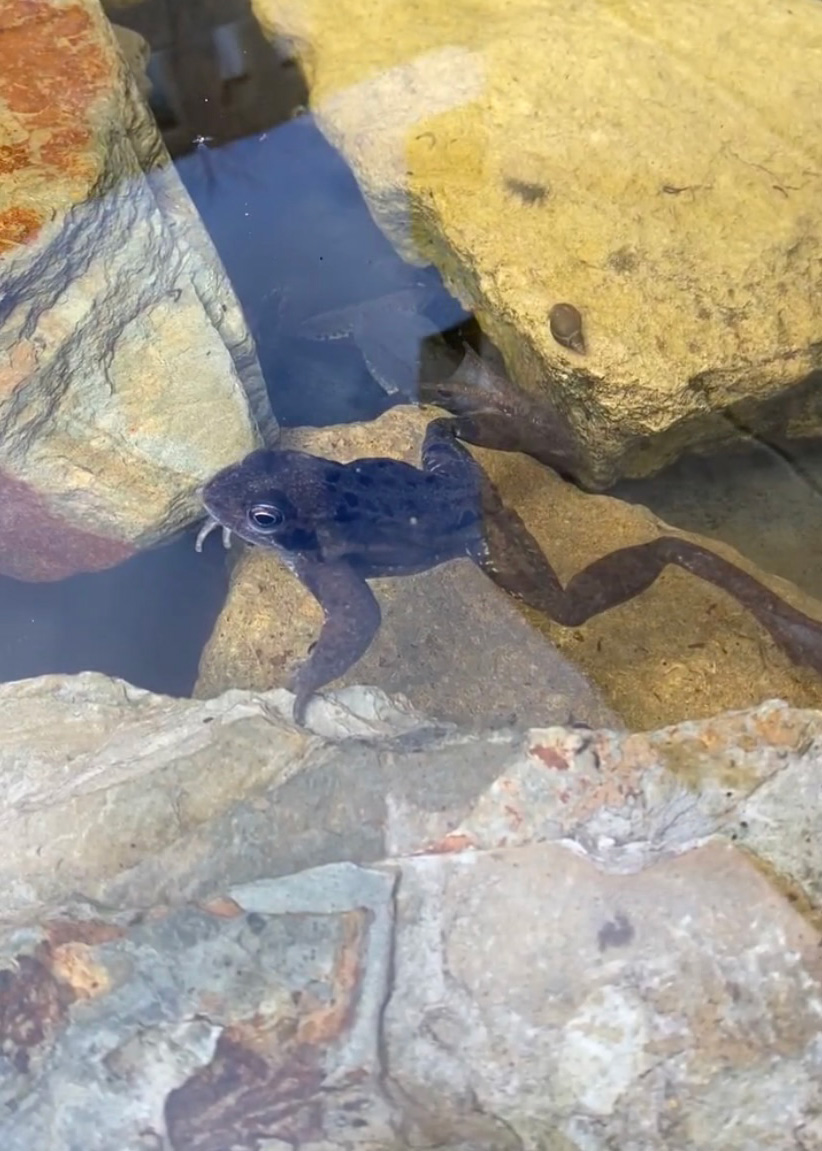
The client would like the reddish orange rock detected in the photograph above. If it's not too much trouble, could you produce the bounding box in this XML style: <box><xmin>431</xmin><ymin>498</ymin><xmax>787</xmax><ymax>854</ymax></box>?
<box><xmin>0</xmin><ymin>1</ymin><xmax>116</xmax><ymax>250</ymax></box>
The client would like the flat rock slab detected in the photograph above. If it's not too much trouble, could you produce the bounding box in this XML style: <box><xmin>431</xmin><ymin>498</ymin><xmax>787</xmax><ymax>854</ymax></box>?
<box><xmin>0</xmin><ymin>0</ymin><xmax>275</xmax><ymax>579</ymax></box>
<box><xmin>198</xmin><ymin>407</ymin><xmax>822</xmax><ymax>729</ymax></box>
<box><xmin>254</xmin><ymin>0</ymin><xmax>822</xmax><ymax>484</ymax></box>
<box><xmin>3</xmin><ymin>673</ymin><xmax>822</xmax><ymax>1147</ymax></box>
<box><xmin>195</xmin><ymin>546</ymin><xmax>622</xmax><ymax>731</ymax></box>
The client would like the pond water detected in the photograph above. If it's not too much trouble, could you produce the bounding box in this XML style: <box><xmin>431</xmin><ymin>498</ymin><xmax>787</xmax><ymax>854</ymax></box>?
<box><xmin>2</xmin><ymin>0</ymin><xmax>821</xmax><ymax>728</ymax></box>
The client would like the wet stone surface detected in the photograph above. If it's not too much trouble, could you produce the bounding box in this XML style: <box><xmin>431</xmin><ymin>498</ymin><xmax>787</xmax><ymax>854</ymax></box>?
<box><xmin>255</xmin><ymin>0</ymin><xmax>822</xmax><ymax>486</ymax></box>
<box><xmin>1</xmin><ymin>675</ymin><xmax>822</xmax><ymax>1147</ymax></box>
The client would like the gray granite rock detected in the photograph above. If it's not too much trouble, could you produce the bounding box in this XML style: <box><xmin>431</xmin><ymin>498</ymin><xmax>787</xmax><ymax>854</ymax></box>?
<box><xmin>2</xmin><ymin>672</ymin><xmax>822</xmax><ymax>1148</ymax></box>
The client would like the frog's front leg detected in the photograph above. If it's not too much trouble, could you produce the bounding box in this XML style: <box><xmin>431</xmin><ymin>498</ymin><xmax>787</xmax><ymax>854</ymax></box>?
<box><xmin>288</xmin><ymin>559</ymin><xmax>382</xmax><ymax>724</ymax></box>
<box><xmin>420</xmin><ymin>345</ymin><xmax>583</xmax><ymax>480</ymax></box>
<box><xmin>422</xmin><ymin>416</ymin><xmax>483</xmax><ymax>481</ymax></box>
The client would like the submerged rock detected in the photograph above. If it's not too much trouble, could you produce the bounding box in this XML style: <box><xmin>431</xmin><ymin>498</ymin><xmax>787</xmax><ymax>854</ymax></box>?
<box><xmin>1</xmin><ymin>672</ymin><xmax>822</xmax><ymax>1148</ymax></box>
<box><xmin>198</xmin><ymin>407</ymin><xmax>822</xmax><ymax>729</ymax></box>
<box><xmin>0</xmin><ymin>0</ymin><xmax>275</xmax><ymax>580</ymax></box>
<box><xmin>253</xmin><ymin>0</ymin><xmax>822</xmax><ymax>485</ymax></box>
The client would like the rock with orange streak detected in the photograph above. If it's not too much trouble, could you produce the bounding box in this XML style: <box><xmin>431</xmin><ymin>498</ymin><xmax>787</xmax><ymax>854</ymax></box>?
<box><xmin>0</xmin><ymin>0</ymin><xmax>275</xmax><ymax>580</ymax></box>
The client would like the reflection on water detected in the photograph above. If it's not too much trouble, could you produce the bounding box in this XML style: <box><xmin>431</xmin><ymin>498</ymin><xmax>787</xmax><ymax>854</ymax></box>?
<box><xmin>177</xmin><ymin>120</ymin><xmax>470</xmax><ymax>427</ymax></box>
<box><xmin>0</xmin><ymin>535</ymin><xmax>227</xmax><ymax>695</ymax></box>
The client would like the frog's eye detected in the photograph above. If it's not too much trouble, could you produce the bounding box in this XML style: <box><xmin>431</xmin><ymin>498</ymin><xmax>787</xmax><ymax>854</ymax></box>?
<box><xmin>248</xmin><ymin>503</ymin><xmax>285</xmax><ymax>531</ymax></box>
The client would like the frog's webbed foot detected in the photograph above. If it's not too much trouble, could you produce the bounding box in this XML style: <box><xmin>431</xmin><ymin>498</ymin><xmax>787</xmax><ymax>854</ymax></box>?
<box><xmin>470</xmin><ymin>500</ymin><xmax>822</xmax><ymax>677</ymax></box>
<box><xmin>421</xmin><ymin>344</ymin><xmax>583</xmax><ymax>480</ymax></box>
<box><xmin>288</xmin><ymin>560</ymin><xmax>382</xmax><ymax>725</ymax></box>
<box><xmin>356</xmin><ymin>309</ymin><xmax>443</xmax><ymax>397</ymax></box>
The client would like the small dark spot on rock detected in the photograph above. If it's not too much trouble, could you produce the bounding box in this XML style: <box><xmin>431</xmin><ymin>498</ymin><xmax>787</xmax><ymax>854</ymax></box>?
<box><xmin>607</xmin><ymin>246</ymin><xmax>639</xmax><ymax>273</ymax></box>
<box><xmin>505</xmin><ymin>177</ymin><xmax>548</xmax><ymax>204</ymax></box>
<box><xmin>202</xmin><ymin>716</ymin><xmax>214</xmax><ymax>724</ymax></box>
<box><xmin>245</xmin><ymin>913</ymin><xmax>267</xmax><ymax>935</ymax></box>
<box><xmin>549</xmin><ymin>302</ymin><xmax>586</xmax><ymax>354</ymax></box>
<box><xmin>597</xmin><ymin>911</ymin><xmax>634</xmax><ymax>951</ymax></box>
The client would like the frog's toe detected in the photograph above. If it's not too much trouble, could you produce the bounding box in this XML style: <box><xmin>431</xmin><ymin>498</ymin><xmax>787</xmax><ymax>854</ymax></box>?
<box><xmin>290</xmin><ymin>685</ymin><xmax>312</xmax><ymax>726</ymax></box>
<box><xmin>195</xmin><ymin>516</ymin><xmax>232</xmax><ymax>553</ymax></box>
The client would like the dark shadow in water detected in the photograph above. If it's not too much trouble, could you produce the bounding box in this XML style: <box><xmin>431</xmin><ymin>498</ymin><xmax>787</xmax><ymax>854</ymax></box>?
<box><xmin>0</xmin><ymin>533</ymin><xmax>229</xmax><ymax>696</ymax></box>
<box><xmin>176</xmin><ymin>114</ymin><xmax>470</xmax><ymax>428</ymax></box>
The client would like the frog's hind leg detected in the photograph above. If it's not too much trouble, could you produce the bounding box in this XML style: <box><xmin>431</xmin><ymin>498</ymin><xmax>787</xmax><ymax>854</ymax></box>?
<box><xmin>288</xmin><ymin>560</ymin><xmax>382</xmax><ymax>724</ymax></box>
<box><xmin>471</xmin><ymin>496</ymin><xmax>822</xmax><ymax>677</ymax></box>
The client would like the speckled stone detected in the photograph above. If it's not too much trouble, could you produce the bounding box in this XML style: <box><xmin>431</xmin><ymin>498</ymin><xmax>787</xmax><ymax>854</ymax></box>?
<box><xmin>2</xmin><ymin>674</ymin><xmax>822</xmax><ymax>1148</ymax></box>
<box><xmin>0</xmin><ymin>0</ymin><xmax>273</xmax><ymax>579</ymax></box>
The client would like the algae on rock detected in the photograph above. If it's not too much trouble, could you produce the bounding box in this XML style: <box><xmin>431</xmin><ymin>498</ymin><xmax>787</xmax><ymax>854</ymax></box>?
<box><xmin>253</xmin><ymin>0</ymin><xmax>822</xmax><ymax>485</ymax></box>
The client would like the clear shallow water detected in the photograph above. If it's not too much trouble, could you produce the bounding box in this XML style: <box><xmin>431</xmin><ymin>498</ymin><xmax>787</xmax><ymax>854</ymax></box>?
<box><xmin>0</xmin><ymin>40</ymin><xmax>472</xmax><ymax>696</ymax></box>
<box><xmin>1</xmin><ymin>0</ymin><xmax>819</xmax><ymax>712</ymax></box>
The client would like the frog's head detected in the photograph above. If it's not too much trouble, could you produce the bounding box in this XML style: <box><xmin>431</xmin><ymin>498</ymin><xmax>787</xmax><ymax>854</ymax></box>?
<box><xmin>201</xmin><ymin>448</ymin><xmax>326</xmax><ymax>554</ymax></box>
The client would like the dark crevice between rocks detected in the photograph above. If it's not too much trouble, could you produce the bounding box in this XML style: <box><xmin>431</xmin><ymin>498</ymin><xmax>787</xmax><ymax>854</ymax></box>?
<box><xmin>0</xmin><ymin>533</ymin><xmax>229</xmax><ymax>697</ymax></box>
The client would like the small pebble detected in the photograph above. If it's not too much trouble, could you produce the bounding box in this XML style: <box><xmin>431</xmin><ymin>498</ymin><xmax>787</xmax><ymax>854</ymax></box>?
<box><xmin>549</xmin><ymin>302</ymin><xmax>586</xmax><ymax>354</ymax></box>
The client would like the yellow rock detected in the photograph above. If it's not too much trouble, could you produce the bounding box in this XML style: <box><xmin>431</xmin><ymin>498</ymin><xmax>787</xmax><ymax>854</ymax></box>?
<box><xmin>197</xmin><ymin>408</ymin><xmax>822</xmax><ymax>729</ymax></box>
<box><xmin>253</xmin><ymin>0</ymin><xmax>822</xmax><ymax>484</ymax></box>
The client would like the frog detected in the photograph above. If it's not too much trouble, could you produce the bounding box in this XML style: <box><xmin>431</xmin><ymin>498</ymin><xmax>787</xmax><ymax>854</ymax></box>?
<box><xmin>196</xmin><ymin>388</ymin><xmax>822</xmax><ymax>724</ymax></box>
